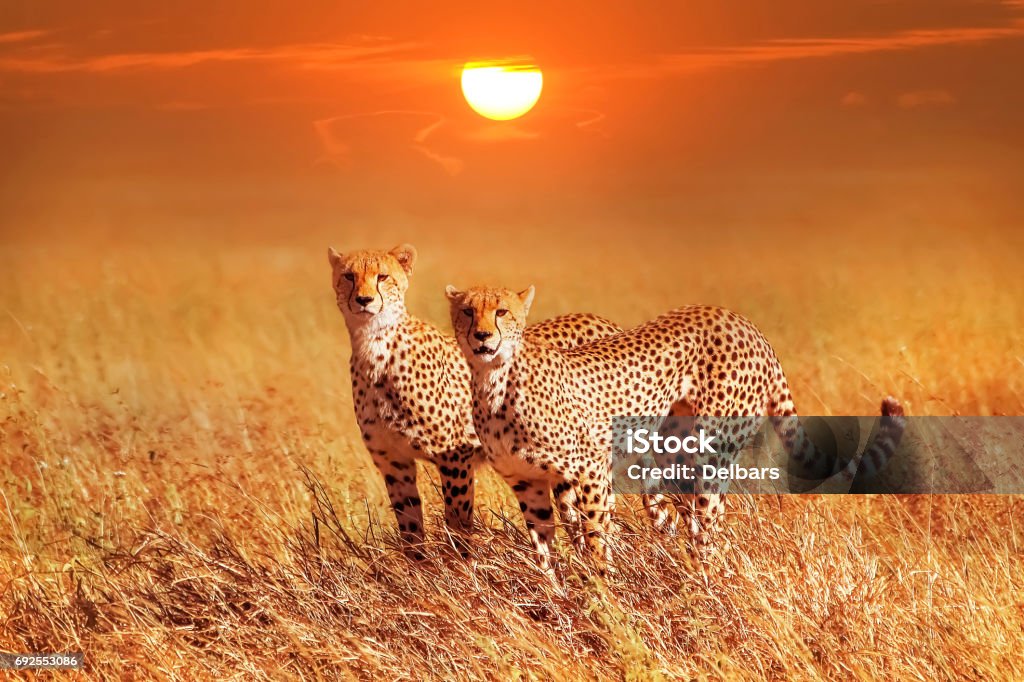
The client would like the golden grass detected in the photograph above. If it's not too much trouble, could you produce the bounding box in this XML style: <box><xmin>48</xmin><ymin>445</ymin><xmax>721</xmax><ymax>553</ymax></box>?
<box><xmin>1</xmin><ymin>231</ymin><xmax>1023</xmax><ymax>680</ymax></box>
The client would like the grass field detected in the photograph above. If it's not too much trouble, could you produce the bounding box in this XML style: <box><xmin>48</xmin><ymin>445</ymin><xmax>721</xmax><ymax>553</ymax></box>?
<box><xmin>2</xmin><ymin>227</ymin><xmax>1023</xmax><ymax>680</ymax></box>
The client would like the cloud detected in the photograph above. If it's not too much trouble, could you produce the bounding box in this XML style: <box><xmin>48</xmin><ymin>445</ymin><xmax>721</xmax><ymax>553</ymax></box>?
<box><xmin>4</xmin><ymin>12</ymin><xmax>1021</xmax><ymax>83</ymax></box>
<box><xmin>3</xmin><ymin>14</ymin><xmax>1021</xmax><ymax>103</ymax></box>
<box><xmin>643</xmin><ymin>20</ymin><xmax>1024</xmax><ymax>77</ymax></box>
<box><xmin>841</xmin><ymin>91</ymin><xmax>868</xmax><ymax>107</ymax></box>
<box><xmin>462</xmin><ymin>105</ymin><xmax>608</xmax><ymax>143</ymax></box>
<box><xmin>572</xmin><ymin>109</ymin><xmax>608</xmax><ymax>135</ymax></box>
<box><xmin>411</xmin><ymin>116</ymin><xmax>464</xmax><ymax>175</ymax></box>
<box><xmin>155</xmin><ymin>100</ymin><xmax>213</xmax><ymax>111</ymax></box>
<box><xmin>897</xmin><ymin>89</ymin><xmax>956</xmax><ymax>109</ymax></box>
<box><xmin>0</xmin><ymin>38</ymin><xmax>418</xmax><ymax>74</ymax></box>
<box><xmin>0</xmin><ymin>30</ymin><xmax>49</xmax><ymax>45</ymax></box>
<box><xmin>462</xmin><ymin>125</ymin><xmax>541</xmax><ymax>142</ymax></box>
<box><xmin>312</xmin><ymin>104</ymin><xmax>611</xmax><ymax>176</ymax></box>
<box><xmin>314</xmin><ymin>110</ymin><xmax>463</xmax><ymax>176</ymax></box>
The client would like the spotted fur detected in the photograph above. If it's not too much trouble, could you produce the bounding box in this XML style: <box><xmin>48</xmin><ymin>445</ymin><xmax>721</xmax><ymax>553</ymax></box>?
<box><xmin>447</xmin><ymin>285</ymin><xmax>905</xmax><ymax>571</ymax></box>
<box><xmin>328</xmin><ymin>245</ymin><xmax>621</xmax><ymax>556</ymax></box>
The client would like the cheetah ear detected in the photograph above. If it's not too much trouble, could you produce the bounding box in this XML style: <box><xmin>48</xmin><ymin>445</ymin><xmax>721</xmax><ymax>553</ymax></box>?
<box><xmin>518</xmin><ymin>285</ymin><xmax>536</xmax><ymax>316</ymax></box>
<box><xmin>390</xmin><ymin>243</ymin><xmax>417</xmax><ymax>275</ymax></box>
<box><xmin>444</xmin><ymin>285</ymin><xmax>462</xmax><ymax>302</ymax></box>
<box><xmin>327</xmin><ymin>247</ymin><xmax>343</xmax><ymax>269</ymax></box>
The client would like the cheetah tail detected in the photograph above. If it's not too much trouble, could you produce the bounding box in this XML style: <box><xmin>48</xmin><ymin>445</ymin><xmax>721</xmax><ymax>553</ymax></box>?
<box><xmin>837</xmin><ymin>396</ymin><xmax>907</xmax><ymax>482</ymax></box>
<box><xmin>770</xmin><ymin>396</ymin><xmax>907</xmax><ymax>484</ymax></box>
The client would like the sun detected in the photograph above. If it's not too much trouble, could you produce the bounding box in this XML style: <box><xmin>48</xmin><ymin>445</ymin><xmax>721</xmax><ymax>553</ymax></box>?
<box><xmin>461</xmin><ymin>61</ymin><xmax>543</xmax><ymax>121</ymax></box>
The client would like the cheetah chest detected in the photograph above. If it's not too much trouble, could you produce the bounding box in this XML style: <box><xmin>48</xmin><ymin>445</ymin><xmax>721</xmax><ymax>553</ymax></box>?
<box><xmin>353</xmin><ymin>359</ymin><xmax>475</xmax><ymax>458</ymax></box>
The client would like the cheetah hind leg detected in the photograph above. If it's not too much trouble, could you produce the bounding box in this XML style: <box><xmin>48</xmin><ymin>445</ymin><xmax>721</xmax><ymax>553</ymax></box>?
<box><xmin>638</xmin><ymin>402</ymin><xmax>740</xmax><ymax>557</ymax></box>
<box><xmin>642</xmin><ymin>486</ymin><xmax>686</xmax><ymax>538</ymax></box>
<box><xmin>671</xmin><ymin>412</ymin><xmax>764</xmax><ymax>558</ymax></box>
<box><xmin>642</xmin><ymin>493</ymin><xmax>681</xmax><ymax>535</ymax></box>
<box><xmin>641</xmin><ymin>398</ymin><xmax>695</xmax><ymax>536</ymax></box>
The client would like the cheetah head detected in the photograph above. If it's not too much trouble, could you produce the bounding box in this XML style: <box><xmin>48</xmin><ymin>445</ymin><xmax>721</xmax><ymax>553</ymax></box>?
<box><xmin>327</xmin><ymin>244</ymin><xmax>416</xmax><ymax>328</ymax></box>
<box><xmin>445</xmin><ymin>285</ymin><xmax>535</xmax><ymax>365</ymax></box>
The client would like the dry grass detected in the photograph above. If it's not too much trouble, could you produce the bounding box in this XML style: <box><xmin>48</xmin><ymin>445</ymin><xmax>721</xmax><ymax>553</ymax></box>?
<box><xmin>2</xmin><ymin>230</ymin><xmax>1023</xmax><ymax>680</ymax></box>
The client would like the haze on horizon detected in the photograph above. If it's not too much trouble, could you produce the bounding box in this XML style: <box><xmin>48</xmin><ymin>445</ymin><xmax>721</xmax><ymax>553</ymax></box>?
<box><xmin>1</xmin><ymin>0</ymin><xmax>1022</xmax><ymax>244</ymax></box>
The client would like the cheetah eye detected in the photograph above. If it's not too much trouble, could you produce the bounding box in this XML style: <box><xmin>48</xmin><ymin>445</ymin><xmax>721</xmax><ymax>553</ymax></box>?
<box><xmin>377</xmin><ymin>274</ymin><xmax>389</xmax><ymax>282</ymax></box>
<box><xmin>462</xmin><ymin>308</ymin><xmax>473</xmax><ymax>317</ymax></box>
<box><xmin>343</xmin><ymin>273</ymin><xmax>355</xmax><ymax>282</ymax></box>
<box><xmin>495</xmin><ymin>309</ymin><xmax>508</xmax><ymax>317</ymax></box>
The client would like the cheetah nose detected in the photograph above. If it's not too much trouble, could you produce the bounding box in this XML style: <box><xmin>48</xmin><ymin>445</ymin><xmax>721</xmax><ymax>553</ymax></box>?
<box><xmin>474</xmin><ymin>330</ymin><xmax>493</xmax><ymax>341</ymax></box>
<box><xmin>355</xmin><ymin>296</ymin><xmax>374</xmax><ymax>307</ymax></box>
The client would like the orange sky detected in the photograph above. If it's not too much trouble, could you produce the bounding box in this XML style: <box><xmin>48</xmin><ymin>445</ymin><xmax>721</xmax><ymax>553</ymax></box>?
<box><xmin>1</xmin><ymin>1</ymin><xmax>1022</xmax><ymax>242</ymax></box>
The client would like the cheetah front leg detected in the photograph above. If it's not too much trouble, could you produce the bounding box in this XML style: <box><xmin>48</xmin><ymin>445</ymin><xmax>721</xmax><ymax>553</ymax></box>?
<box><xmin>674</xmin><ymin>414</ymin><xmax>762</xmax><ymax>556</ymax></box>
<box><xmin>555</xmin><ymin>476</ymin><xmax>612</xmax><ymax>573</ymax></box>
<box><xmin>513</xmin><ymin>482</ymin><xmax>557</xmax><ymax>575</ymax></box>
<box><xmin>576</xmin><ymin>477</ymin><xmax>613</xmax><ymax>572</ymax></box>
<box><xmin>370</xmin><ymin>451</ymin><xmax>425</xmax><ymax>558</ymax></box>
<box><xmin>553</xmin><ymin>481</ymin><xmax>584</xmax><ymax>553</ymax></box>
<box><xmin>439</xmin><ymin>445</ymin><xmax>477</xmax><ymax>554</ymax></box>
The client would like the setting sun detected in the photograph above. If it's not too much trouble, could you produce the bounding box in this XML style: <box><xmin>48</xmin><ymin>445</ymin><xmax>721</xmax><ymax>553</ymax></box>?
<box><xmin>461</xmin><ymin>61</ymin><xmax>543</xmax><ymax>121</ymax></box>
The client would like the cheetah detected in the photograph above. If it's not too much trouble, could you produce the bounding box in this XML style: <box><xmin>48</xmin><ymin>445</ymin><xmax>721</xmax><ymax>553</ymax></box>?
<box><xmin>327</xmin><ymin>245</ymin><xmax>621</xmax><ymax>556</ymax></box>
<box><xmin>446</xmin><ymin>284</ymin><xmax>905</xmax><ymax>572</ymax></box>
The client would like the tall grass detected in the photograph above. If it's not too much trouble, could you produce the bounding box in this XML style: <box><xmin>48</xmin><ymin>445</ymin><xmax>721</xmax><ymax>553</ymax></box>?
<box><xmin>1</xmin><ymin>237</ymin><xmax>1022</xmax><ymax>679</ymax></box>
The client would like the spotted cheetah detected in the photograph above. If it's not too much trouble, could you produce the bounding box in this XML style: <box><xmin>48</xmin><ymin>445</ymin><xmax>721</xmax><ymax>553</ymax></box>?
<box><xmin>446</xmin><ymin>284</ymin><xmax>905</xmax><ymax>571</ymax></box>
<box><xmin>327</xmin><ymin>245</ymin><xmax>621</xmax><ymax>556</ymax></box>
